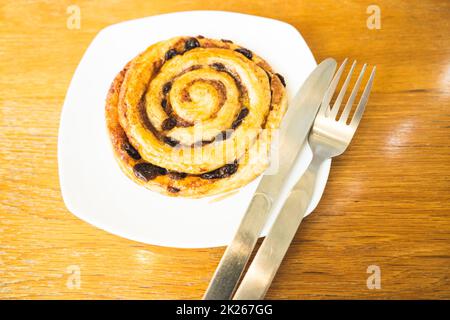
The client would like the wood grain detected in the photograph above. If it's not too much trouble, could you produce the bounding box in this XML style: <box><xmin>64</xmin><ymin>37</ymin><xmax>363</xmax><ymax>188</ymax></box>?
<box><xmin>1</xmin><ymin>0</ymin><xmax>449</xmax><ymax>299</ymax></box>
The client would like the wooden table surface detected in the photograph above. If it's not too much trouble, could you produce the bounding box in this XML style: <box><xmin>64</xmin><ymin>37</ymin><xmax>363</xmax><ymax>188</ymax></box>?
<box><xmin>1</xmin><ymin>0</ymin><xmax>449</xmax><ymax>300</ymax></box>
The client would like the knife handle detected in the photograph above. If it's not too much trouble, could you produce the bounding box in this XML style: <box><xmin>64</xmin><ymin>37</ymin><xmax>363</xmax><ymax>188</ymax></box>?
<box><xmin>203</xmin><ymin>192</ymin><xmax>271</xmax><ymax>300</ymax></box>
<box><xmin>233</xmin><ymin>155</ymin><xmax>324</xmax><ymax>300</ymax></box>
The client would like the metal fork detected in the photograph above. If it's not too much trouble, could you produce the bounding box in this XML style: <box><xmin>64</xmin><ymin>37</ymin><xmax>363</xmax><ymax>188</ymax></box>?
<box><xmin>233</xmin><ymin>59</ymin><xmax>376</xmax><ymax>300</ymax></box>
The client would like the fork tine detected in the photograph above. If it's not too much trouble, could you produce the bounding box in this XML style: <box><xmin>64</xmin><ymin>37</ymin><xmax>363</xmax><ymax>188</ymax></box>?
<box><xmin>338</xmin><ymin>63</ymin><xmax>367</xmax><ymax>123</ymax></box>
<box><xmin>330</xmin><ymin>60</ymin><xmax>356</xmax><ymax>119</ymax></box>
<box><xmin>318</xmin><ymin>58</ymin><xmax>348</xmax><ymax>115</ymax></box>
<box><xmin>350</xmin><ymin>66</ymin><xmax>376</xmax><ymax>128</ymax></box>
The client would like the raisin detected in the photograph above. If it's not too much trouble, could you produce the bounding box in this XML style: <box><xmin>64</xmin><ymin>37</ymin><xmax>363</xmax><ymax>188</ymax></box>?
<box><xmin>163</xmin><ymin>136</ymin><xmax>179</xmax><ymax>147</ymax></box>
<box><xmin>231</xmin><ymin>107</ymin><xmax>249</xmax><ymax>129</ymax></box>
<box><xmin>161</xmin><ymin>98</ymin><xmax>167</xmax><ymax>109</ymax></box>
<box><xmin>167</xmin><ymin>186</ymin><xmax>181</xmax><ymax>193</ymax></box>
<box><xmin>122</xmin><ymin>141</ymin><xmax>141</xmax><ymax>160</ymax></box>
<box><xmin>211</xmin><ymin>63</ymin><xmax>226</xmax><ymax>71</ymax></box>
<box><xmin>168</xmin><ymin>171</ymin><xmax>188</xmax><ymax>180</ymax></box>
<box><xmin>185</xmin><ymin>38</ymin><xmax>200</xmax><ymax>51</ymax></box>
<box><xmin>215</xmin><ymin>130</ymin><xmax>232</xmax><ymax>141</ymax></box>
<box><xmin>165</xmin><ymin>49</ymin><xmax>178</xmax><ymax>60</ymax></box>
<box><xmin>234</xmin><ymin>48</ymin><xmax>253</xmax><ymax>60</ymax></box>
<box><xmin>200</xmin><ymin>163</ymin><xmax>238</xmax><ymax>179</ymax></box>
<box><xmin>191</xmin><ymin>140</ymin><xmax>206</xmax><ymax>147</ymax></box>
<box><xmin>133</xmin><ymin>163</ymin><xmax>167</xmax><ymax>181</ymax></box>
<box><xmin>221</xmin><ymin>39</ymin><xmax>233</xmax><ymax>43</ymax></box>
<box><xmin>162</xmin><ymin>82</ymin><xmax>172</xmax><ymax>94</ymax></box>
<box><xmin>276</xmin><ymin>73</ymin><xmax>286</xmax><ymax>87</ymax></box>
<box><xmin>162</xmin><ymin>117</ymin><xmax>177</xmax><ymax>131</ymax></box>
<box><xmin>156</xmin><ymin>166</ymin><xmax>167</xmax><ymax>175</ymax></box>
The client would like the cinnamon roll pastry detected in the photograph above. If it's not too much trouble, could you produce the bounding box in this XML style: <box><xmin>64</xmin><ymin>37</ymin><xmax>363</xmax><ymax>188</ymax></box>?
<box><xmin>105</xmin><ymin>36</ymin><xmax>287</xmax><ymax>197</ymax></box>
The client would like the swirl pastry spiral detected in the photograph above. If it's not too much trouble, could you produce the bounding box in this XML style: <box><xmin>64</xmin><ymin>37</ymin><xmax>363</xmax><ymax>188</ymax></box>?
<box><xmin>105</xmin><ymin>36</ymin><xmax>287</xmax><ymax>197</ymax></box>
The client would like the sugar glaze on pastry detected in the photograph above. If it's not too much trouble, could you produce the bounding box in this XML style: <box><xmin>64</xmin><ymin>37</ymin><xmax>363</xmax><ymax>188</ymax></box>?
<box><xmin>105</xmin><ymin>36</ymin><xmax>287</xmax><ymax>197</ymax></box>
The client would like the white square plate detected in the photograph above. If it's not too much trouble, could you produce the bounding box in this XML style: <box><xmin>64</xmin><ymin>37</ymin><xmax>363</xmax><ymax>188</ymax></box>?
<box><xmin>58</xmin><ymin>11</ymin><xmax>331</xmax><ymax>248</ymax></box>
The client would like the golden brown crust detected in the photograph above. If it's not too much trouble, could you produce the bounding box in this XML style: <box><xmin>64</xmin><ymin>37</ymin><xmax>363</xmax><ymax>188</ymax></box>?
<box><xmin>105</xmin><ymin>36</ymin><xmax>287</xmax><ymax>198</ymax></box>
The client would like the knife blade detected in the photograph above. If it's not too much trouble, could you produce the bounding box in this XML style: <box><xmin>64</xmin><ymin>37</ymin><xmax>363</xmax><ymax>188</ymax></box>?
<box><xmin>203</xmin><ymin>58</ymin><xmax>337</xmax><ymax>300</ymax></box>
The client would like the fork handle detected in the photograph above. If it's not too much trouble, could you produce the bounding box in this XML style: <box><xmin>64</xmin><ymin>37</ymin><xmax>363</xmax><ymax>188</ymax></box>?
<box><xmin>233</xmin><ymin>155</ymin><xmax>325</xmax><ymax>300</ymax></box>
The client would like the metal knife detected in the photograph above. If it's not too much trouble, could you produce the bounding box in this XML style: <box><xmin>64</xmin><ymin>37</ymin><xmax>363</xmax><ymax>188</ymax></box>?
<box><xmin>203</xmin><ymin>58</ymin><xmax>337</xmax><ymax>300</ymax></box>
